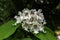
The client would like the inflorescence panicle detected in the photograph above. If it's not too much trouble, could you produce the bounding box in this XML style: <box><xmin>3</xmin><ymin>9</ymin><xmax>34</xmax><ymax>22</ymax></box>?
<box><xmin>14</xmin><ymin>8</ymin><xmax>46</xmax><ymax>34</ymax></box>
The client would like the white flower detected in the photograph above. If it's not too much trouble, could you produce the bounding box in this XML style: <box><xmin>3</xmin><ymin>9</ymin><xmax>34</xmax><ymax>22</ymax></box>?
<box><xmin>14</xmin><ymin>8</ymin><xmax>46</xmax><ymax>34</ymax></box>
<box><xmin>57</xmin><ymin>35</ymin><xmax>60</xmax><ymax>40</ymax></box>
<box><xmin>22</xmin><ymin>22</ymin><xmax>29</xmax><ymax>31</ymax></box>
<box><xmin>18</xmin><ymin>11</ymin><xmax>22</xmax><ymax>16</ymax></box>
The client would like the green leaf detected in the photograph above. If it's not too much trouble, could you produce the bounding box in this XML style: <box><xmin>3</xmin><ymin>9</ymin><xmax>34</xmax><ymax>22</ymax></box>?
<box><xmin>34</xmin><ymin>27</ymin><xmax>56</xmax><ymax>40</ymax></box>
<box><xmin>44</xmin><ymin>27</ymin><xmax>56</xmax><ymax>40</ymax></box>
<box><xmin>0</xmin><ymin>20</ymin><xmax>20</xmax><ymax>40</ymax></box>
<box><xmin>34</xmin><ymin>33</ymin><xmax>47</xmax><ymax>40</ymax></box>
<box><xmin>22</xmin><ymin>38</ymin><xmax>32</xmax><ymax>40</ymax></box>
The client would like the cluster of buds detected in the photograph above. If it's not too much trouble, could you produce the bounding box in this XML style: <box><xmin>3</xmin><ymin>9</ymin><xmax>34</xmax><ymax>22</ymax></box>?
<box><xmin>14</xmin><ymin>8</ymin><xmax>46</xmax><ymax>34</ymax></box>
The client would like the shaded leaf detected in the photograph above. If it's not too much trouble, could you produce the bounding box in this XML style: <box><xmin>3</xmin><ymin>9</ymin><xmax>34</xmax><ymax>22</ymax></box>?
<box><xmin>22</xmin><ymin>38</ymin><xmax>32</xmax><ymax>40</ymax></box>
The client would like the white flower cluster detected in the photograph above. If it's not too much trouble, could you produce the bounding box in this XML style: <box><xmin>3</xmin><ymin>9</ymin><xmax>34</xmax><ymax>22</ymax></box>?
<box><xmin>14</xmin><ymin>8</ymin><xmax>46</xmax><ymax>34</ymax></box>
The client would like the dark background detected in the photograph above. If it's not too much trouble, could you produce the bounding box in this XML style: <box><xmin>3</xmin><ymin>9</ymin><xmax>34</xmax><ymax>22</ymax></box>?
<box><xmin>0</xmin><ymin>0</ymin><xmax>60</xmax><ymax>30</ymax></box>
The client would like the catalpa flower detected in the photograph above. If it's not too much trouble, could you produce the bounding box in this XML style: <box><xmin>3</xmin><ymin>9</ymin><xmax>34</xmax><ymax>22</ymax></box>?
<box><xmin>14</xmin><ymin>8</ymin><xmax>46</xmax><ymax>34</ymax></box>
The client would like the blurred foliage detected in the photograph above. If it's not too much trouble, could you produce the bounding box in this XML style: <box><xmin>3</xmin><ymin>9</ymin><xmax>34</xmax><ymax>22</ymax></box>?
<box><xmin>21</xmin><ymin>38</ymin><xmax>32</xmax><ymax>40</ymax></box>
<box><xmin>56</xmin><ymin>3</ymin><xmax>60</xmax><ymax>9</ymax></box>
<box><xmin>0</xmin><ymin>0</ymin><xmax>17</xmax><ymax>25</ymax></box>
<box><xmin>55</xmin><ymin>30</ymin><xmax>60</xmax><ymax>35</ymax></box>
